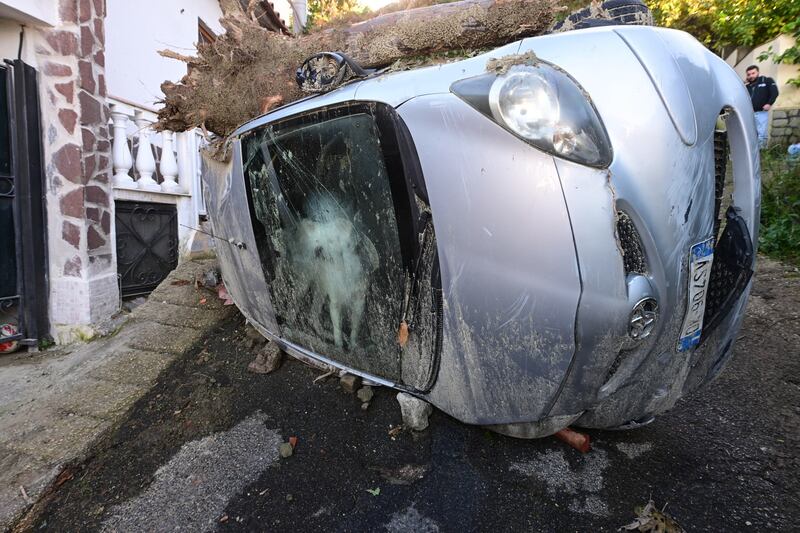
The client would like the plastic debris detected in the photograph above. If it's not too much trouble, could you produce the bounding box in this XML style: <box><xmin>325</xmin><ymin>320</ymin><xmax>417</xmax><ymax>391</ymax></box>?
<box><xmin>620</xmin><ymin>499</ymin><xmax>686</xmax><ymax>532</ymax></box>
<box><xmin>554</xmin><ymin>427</ymin><xmax>591</xmax><ymax>453</ymax></box>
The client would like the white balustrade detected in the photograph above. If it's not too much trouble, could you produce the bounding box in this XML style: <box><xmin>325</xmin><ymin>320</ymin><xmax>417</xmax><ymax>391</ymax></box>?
<box><xmin>133</xmin><ymin>110</ymin><xmax>160</xmax><ymax>192</ymax></box>
<box><xmin>110</xmin><ymin>103</ymin><xmax>197</xmax><ymax>197</ymax></box>
<box><xmin>110</xmin><ymin>104</ymin><xmax>135</xmax><ymax>188</ymax></box>
<box><xmin>159</xmin><ymin>131</ymin><xmax>182</xmax><ymax>193</ymax></box>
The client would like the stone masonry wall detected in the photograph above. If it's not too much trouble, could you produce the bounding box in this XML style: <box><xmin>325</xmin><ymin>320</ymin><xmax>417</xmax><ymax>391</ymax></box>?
<box><xmin>34</xmin><ymin>0</ymin><xmax>119</xmax><ymax>332</ymax></box>
<box><xmin>771</xmin><ymin>108</ymin><xmax>800</xmax><ymax>146</ymax></box>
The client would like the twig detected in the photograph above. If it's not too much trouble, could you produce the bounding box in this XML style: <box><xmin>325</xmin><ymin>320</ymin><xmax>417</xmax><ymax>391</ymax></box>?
<box><xmin>313</xmin><ymin>370</ymin><xmax>335</xmax><ymax>384</ymax></box>
<box><xmin>19</xmin><ymin>485</ymin><xmax>33</xmax><ymax>505</ymax></box>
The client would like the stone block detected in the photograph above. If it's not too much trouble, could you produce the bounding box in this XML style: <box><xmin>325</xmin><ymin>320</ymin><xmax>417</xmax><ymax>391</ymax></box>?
<box><xmin>59</xmin><ymin>0</ymin><xmax>78</xmax><ymax>24</ymax></box>
<box><xmin>2</xmin><ymin>412</ymin><xmax>110</xmax><ymax>463</ymax></box>
<box><xmin>396</xmin><ymin>392</ymin><xmax>433</xmax><ymax>431</ymax></box>
<box><xmin>78</xmin><ymin>90</ymin><xmax>102</xmax><ymax>125</ymax></box>
<box><xmin>87</xmin><ymin>224</ymin><xmax>105</xmax><ymax>250</ymax></box>
<box><xmin>78</xmin><ymin>59</ymin><xmax>95</xmax><ymax>92</ymax></box>
<box><xmin>93</xmin><ymin>18</ymin><xmax>104</xmax><ymax>45</ymax></box>
<box><xmin>79</xmin><ymin>26</ymin><xmax>93</xmax><ymax>57</ymax></box>
<box><xmin>45</xmin><ymin>31</ymin><xmax>79</xmax><ymax>55</ymax></box>
<box><xmin>58</xmin><ymin>378</ymin><xmax>146</xmax><ymax>419</ymax></box>
<box><xmin>60</xmin><ymin>187</ymin><xmax>84</xmax><ymax>218</ymax></box>
<box><xmin>771</xmin><ymin>118</ymin><xmax>789</xmax><ymax>127</ymax></box>
<box><xmin>340</xmin><ymin>373</ymin><xmax>361</xmax><ymax>393</ymax></box>
<box><xmin>130</xmin><ymin>300</ymin><xmax>234</xmax><ymax>330</ymax></box>
<box><xmin>43</xmin><ymin>61</ymin><xmax>72</xmax><ymax>77</ymax></box>
<box><xmin>84</xmin><ymin>184</ymin><xmax>109</xmax><ymax>206</ymax></box>
<box><xmin>126</xmin><ymin>322</ymin><xmax>204</xmax><ymax>355</ymax></box>
<box><xmin>78</xmin><ymin>0</ymin><xmax>91</xmax><ymax>23</ymax></box>
<box><xmin>54</xmin><ymin>81</ymin><xmax>74</xmax><ymax>103</ymax></box>
<box><xmin>58</xmin><ymin>108</ymin><xmax>78</xmax><ymax>134</ymax></box>
<box><xmin>62</xmin><ymin>220</ymin><xmax>80</xmax><ymax>248</ymax></box>
<box><xmin>772</xmin><ymin>110</ymin><xmax>787</xmax><ymax>119</ymax></box>
<box><xmin>53</xmin><ymin>143</ymin><xmax>82</xmax><ymax>183</ymax></box>
<box><xmin>63</xmin><ymin>255</ymin><xmax>82</xmax><ymax>277</ymax></box>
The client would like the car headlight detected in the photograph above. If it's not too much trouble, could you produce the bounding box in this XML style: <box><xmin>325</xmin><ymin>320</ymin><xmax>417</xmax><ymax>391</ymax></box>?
<box><xmin>451</xmin><ymin>61</ymin><xmax>612</xmax><ymax>168</ymax></box>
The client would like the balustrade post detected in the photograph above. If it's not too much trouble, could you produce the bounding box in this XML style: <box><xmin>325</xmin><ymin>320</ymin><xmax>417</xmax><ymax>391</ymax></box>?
<box><xmin>133</xmin><ymin>110</ymin><xmax>160</xmax><ymax>192</ymax></box>
<box><xmin>110</xmin><ymin>104</ymin><xmax>135</xmax><ymax>188</ymax></box>
<box><xmin>159</xmin><ymin>130</ymin><xmax>181</xmax><ymax>193</ymax></box>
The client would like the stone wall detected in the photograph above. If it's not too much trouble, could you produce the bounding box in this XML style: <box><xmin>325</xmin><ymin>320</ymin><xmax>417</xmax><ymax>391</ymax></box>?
<box><xmin>34</xmin><ymin>0</ymin><xmax>119</xmax><ymax>334</ymax></box>
<box><xmin>771</xmin><ymin>108</ymin><xmax>800</xmax><ymax>146</ymax></box>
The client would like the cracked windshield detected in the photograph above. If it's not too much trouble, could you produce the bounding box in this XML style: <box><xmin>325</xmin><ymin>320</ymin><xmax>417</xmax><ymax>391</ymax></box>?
<box><xmin>243</xmin><ymin>111</ymin><xmax>405</xmax><ymax>380</ymax></box>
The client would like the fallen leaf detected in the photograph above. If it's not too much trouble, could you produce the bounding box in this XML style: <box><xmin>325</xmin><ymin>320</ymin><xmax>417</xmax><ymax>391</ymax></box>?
<box><xmin>397</xmin><ymin>320</ymin><xmax>409</xmax><ymax>347</ymax></box>
<box><xmin>289</xmin><ymin>436</ymin><xmax>298</xmax><ymax>448</ymax></box>
<box><xmin>366</xmin><ymin>487</ymin><xmax>380</xmax><ymax>496</ymax></box>
<box><xmin>171</xmin><ymin>279</ymin><xmax>191</xmax><ymax>286</ymax></box>
<box><xmin>199</xmin><ymin>298</ymin><xmax>207</xmax><ymax>305</ymax></box>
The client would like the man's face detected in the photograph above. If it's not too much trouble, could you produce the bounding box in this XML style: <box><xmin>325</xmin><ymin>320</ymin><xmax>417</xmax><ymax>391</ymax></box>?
<box><xmin>746</xmin><ymin>68</ymin><xmax>759</xmax><ymax>82</ymax></box>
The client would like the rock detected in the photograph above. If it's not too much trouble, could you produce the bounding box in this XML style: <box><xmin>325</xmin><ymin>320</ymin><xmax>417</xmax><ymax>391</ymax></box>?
<box><xmin>396</xmin><ymin>392</ymin><xmax>433</xmax><ymax>431</ymax></box>
<box><xmin>244</xmin><ymin>324</ymin><xmax>267</xmax><ymax>346</ymax></box>
<box><xmin>197</xmin><ymin>267</ymin><xmax>221</xmax><ymax>289</ymax></box>
<box><xmin>357</xmin><ymin>386</ymin><xmax>374</xmax><ymax>403</ymax></box>
<box><xmin>339</xmin><ymin>373</ymin><xmax>362</xmax><ymax>394</ymax></box>
<box><xmin>247</xmin><ymin>343</ymin><xmax>283</xmax><ymax>374</ymax></box>
<box><xmin>279</xmin><ymin>443</ymin><xmax>293</xmax><ymax>458</ymax></box>
<box><xmin>122</xmin><ymin>297</ymin><xmax>147</xmax><ymax>313</ymax></box>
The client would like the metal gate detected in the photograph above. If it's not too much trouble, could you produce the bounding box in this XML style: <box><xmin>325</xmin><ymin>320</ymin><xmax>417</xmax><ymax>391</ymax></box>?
<box><xmin>0</xmin><ymin>60</ymin><xmax>48</xmax><ymax>349</ymax></box>
<box><xmin>115</xmin><ymin>201</ymin><xmax>179</xmax><ymax>297</ymax></box>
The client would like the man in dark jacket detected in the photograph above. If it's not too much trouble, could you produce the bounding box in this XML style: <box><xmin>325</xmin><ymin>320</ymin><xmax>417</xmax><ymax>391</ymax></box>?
<box><xmin>745</xmin><ymin>65</ymin><xmax>779</xmax><ymax>148</ymax></box>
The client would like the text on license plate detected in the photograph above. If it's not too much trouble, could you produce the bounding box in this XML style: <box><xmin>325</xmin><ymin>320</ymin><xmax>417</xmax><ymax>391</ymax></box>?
<box><xmin>677</xmin><ymin>238</ymin><xmax>714</xmax><ymax>351</ymax></box>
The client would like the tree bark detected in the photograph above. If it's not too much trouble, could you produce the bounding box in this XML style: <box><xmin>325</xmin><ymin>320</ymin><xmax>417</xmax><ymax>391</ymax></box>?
<box><xmin>157</xmin><ymin>0</ymin><xmax>556</xmax><ymax>136</ymax></box>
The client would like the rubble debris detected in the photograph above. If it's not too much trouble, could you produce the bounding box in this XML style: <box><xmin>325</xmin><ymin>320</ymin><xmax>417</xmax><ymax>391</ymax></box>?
<box><xmin>357</xmin><ymin>385</ymin><xmax>374</xmax><ymax>403</ymax></box>
<box><xmin>247</xmin><ymin>342</ymin><xmax>284</xmax><ymax>374</ymax></box>
<box><xmin>374</xmin><ymin>464</ymin><xmax>429</xmax><ymax>485</ymax></box>
<box><xmin>217</xmin><ymin>283</ymin><xmax>235</xmax><ymax>305</ymax></box>
<box><xmin>279</xmin><ymin>442</ymin><xmax>294</xmax><ymax>458</ymax></box>
<box><xmin>196</xmin><ymin>267</ymin><xmax>221</xmax><ymax>290</ymax></box>
<box><xmin>244</xmin><ymin>323</ymin><xmax>268</xmax><ymax>350</ymax></box>
<box><xmin>554</xmin><ymin>427</ymin><xmax>591</xmax><ymax>453</ymax></box>
<box><xmin>121</xmin><ymin>296</ymin><xmax>147</xmax><ymax>313</ymax></box>
<box><xmin>339</xmin><ymin>373</ymin><xmax>362</xmax><ymax>393</ymax></box>
<box><xmin>620</xmin><ymin>499</ymin><xmax>686</xmax><ymax>532</ymax></box>
<box><xmin>396</xmin><ymin>392</ymin><xmax>433</xmax><ymax>431</ymax></box>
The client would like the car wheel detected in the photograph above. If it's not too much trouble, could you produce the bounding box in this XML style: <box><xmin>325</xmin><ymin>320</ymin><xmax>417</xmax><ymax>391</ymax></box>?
<box><xmin>552</xmin><ymin>0</ymin><xmax>653</xmax><ymax>32</ymax></box>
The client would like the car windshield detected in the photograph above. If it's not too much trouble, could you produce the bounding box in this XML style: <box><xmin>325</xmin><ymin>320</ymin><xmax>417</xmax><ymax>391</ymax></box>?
<box><xmin>242</xmin><ymin>110</ymin><xmax>406</xmax><ymax>379</ymax></box>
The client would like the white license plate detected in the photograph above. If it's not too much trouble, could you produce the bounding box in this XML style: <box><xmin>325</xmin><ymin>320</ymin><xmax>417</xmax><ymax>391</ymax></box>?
<box><xmin>677</xmin><ymin>238</ymin><xmax>715</xmax><ymax>351</ymax></box>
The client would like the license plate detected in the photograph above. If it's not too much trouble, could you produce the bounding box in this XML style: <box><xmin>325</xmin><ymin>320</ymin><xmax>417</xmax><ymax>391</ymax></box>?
<box><xmin>677</xmin><ymin>238</ymin><xmax>715</xmax><ymax>352</ymax></box>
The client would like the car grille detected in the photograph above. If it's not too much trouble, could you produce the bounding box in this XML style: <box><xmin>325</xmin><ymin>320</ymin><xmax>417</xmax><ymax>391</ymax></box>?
<box><xmin>701</xmin><ymin>207</ymin><xmax>754</xmax><ymax>341</ymax></box>
<box><xmin>713</xmin><ymin>130</ymin><xmax>728</xmax><ymax>240</ymax></box>
<box><xmin>617</xmin><ymin>211</ymin><xmax>647</xmax><ymax>274</ymax></box>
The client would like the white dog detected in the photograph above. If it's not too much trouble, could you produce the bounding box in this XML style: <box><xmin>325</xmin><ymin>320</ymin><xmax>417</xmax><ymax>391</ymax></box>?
<box><xmin>288</xmin><ymin>193</ymin><xmax>379</xmax><ymax>350</ymax></box>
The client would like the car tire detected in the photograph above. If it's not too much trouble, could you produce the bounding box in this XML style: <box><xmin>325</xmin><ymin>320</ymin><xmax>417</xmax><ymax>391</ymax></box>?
<box><xmin>552</xmin><ymin>0</ymin><xmax>653</xmax><ymax>32</ymax></box>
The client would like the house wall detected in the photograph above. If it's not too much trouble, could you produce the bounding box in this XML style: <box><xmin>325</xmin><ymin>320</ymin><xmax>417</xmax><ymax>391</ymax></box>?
<box><xmin>37</xmin><ymin>0</ymin><xmax>118</xmax><ymax>336</ymax></box>
<box><xmin>104</xmin><ymin>0</ymin><xmax>224</xmax><ymax>109</ymax></box>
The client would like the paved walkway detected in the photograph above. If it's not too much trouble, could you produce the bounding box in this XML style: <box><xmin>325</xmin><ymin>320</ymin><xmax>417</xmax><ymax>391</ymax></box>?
<box><xmin>0</xmin><ymin>259</ymin><xmax>235</xmax><ymax>529</ymax></box>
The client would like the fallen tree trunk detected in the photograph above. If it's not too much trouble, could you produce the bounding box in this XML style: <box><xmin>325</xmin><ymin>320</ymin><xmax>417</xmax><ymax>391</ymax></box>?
<box><xmin>157</xmin><ymin>0</ymin><xmax>557</xmax><ymax>136</ymax></box>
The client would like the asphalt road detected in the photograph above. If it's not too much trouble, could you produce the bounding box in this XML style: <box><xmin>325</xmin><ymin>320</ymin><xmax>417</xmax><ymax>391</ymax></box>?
<box><xmin>20</xmin><ymin>258</ymin><xmax>800</xmax><ymax>532</ymax></box>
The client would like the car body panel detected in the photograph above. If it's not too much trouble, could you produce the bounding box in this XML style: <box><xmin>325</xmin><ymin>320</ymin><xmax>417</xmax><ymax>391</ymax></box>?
<box><xmin>395</xmin><ymin>93</ymin><xmax>581</xmax><ymax>424</ymax></box>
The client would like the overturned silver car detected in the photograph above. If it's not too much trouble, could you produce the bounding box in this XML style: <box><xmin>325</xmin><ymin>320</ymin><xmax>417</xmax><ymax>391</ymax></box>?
<box><xmin>203</xmin><ymin>25</ymin><xmax>759</xmax><ymax>437</ymax></box>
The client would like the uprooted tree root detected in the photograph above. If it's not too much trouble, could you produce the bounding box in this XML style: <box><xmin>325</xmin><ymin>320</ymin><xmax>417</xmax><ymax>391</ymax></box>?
<box><xmin>157</xmin><ymin>0</ymin><xmax>558</xmax><ymax>137</ymax></box>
